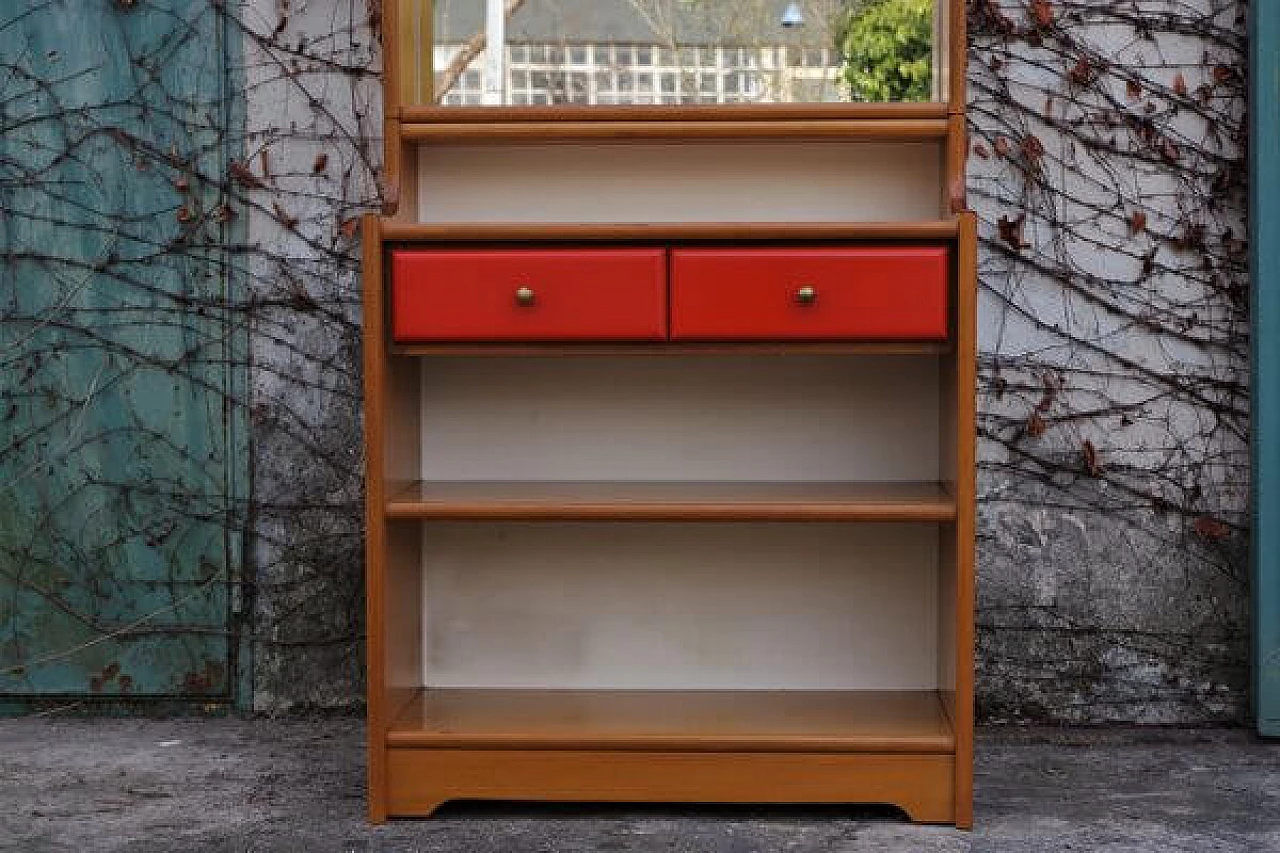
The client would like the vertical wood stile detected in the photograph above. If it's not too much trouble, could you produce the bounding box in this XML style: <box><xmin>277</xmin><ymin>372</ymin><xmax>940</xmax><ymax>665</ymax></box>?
<box><xmin>418</xmin><ymin>0</ymin><xmax>434</xmax><ymax>106</ymax></box>
<box><xmin>382</xmin><ymin>117</ymin><xmax>402</xmax><ymax>216</ymax></box>
<box><xmin>948</xmin><ymin>0</ymin><xmax>968</xmax><ymax>111</ymax></box>
<box><xmin>946</xmin><ymin>113</ymin><xmax>967</xmax><ymax>214</ymax></box>
<box><xmin>384</xmin><ymin>0</ymin><xmax>401</xmax><ymax>116</ymax></box>
<box><xmin>952</xmin><ymin>210</ymin><xmax>978</xmax><ymax>829</ymax></box>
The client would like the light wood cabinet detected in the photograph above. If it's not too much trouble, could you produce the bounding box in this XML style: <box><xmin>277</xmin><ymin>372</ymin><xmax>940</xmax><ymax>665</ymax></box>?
<box><xmin>365</xmin><ymin>0</ymin><xmax>974</xmax><ymax>828</ymax></box>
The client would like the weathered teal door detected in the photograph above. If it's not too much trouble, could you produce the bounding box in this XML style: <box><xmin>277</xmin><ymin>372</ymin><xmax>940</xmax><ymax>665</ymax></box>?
<box><xmin>1254</xmin><ymin>0</ymin><xmax>1280</xmax><ymax>736</ymax></box>
<box><xmin>0</xmin><ymin>2</ymin><xmax>245</xmax><ymax>704</ymax></box>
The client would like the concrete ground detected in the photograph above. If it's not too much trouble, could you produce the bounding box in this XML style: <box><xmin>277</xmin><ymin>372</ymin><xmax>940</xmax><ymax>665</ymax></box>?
<box><xmin>1</xmin><ymin>718</ymin><xmax>1277</xmax><ymax>853</ymax></box>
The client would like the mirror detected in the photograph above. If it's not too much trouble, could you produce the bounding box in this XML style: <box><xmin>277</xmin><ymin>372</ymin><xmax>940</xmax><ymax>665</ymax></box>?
<box><xmin>426</xmin><ymin>0</ymin><xmax>943</xmax><ymax>106</ymax></box>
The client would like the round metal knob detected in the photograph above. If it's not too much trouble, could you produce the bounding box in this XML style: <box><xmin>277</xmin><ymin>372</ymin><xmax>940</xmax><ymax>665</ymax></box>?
<box><xmin>514</xmin><ymin>285</ymin><xmax>536</xmax><ymax>306</ymax></box>
<box><xmin>795</xmin><ymin>285</ymin><xmax>817</xmax><ymax>305</ymax></box>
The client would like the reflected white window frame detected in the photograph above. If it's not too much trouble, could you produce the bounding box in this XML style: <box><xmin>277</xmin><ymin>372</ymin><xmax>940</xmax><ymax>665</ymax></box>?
<box><xmin>432</xmin><ymin>42</ymin><xmax>845</xmax><ymax>107</ymax></box>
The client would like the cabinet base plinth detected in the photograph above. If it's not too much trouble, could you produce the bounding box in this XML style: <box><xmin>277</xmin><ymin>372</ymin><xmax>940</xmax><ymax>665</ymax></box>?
<box><xmin>384</xmin><ymin>748</ymin><xmax>957</xmax><ymax>824</ymax></box>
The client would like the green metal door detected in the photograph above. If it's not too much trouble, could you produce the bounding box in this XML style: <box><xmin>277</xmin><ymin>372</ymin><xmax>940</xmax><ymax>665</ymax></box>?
<box><xmin>0</xmin><ymin>1</ymin><xmax>246</xmax><ymax>705</ymax></box>
<box><xmin>1254</xmin><ymin>0</ymin><xmax>1280</xmax><ymax>736</ymax></box>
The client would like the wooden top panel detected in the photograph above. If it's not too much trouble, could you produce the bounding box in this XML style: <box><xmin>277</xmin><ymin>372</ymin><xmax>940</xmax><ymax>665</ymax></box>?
<box><xmin>386</xmin><ymin>480</ymin><xmax>956</xmax><ymax>521</ymax></box>
<box><xmin>379</xmin><ymin>220</ymin><xmax>962</xmax><ymax>243</ymax></box>
<box><xmin>387</xmin><ymin>688</ymin><xmax>955</xmax><ymax>753</ymax></box>
<box><xmin>402</xmin><ymin>119</ymin><xmax>949</xmax><ymax>144</ymax></box>
<box><xmin>403</xmin><ymin>104</ymin><xmax>953</xmax><ymax>123</ymax></box>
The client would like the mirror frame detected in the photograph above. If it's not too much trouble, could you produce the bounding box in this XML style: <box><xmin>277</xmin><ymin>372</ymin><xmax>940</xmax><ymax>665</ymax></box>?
<box><xmin>377</xmin><ymin>0</ymin><xmax>967</xmax><ymax>218</ymax></box>
<box><xmin>387</xmin><ymin>0</ymin><xmax>965</xmax><ymax>118</ymax></box>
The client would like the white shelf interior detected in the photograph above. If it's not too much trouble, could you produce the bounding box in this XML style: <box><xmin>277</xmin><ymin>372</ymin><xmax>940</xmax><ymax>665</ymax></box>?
<box><xmin>416</xmin><ymin>141</ymin><xmax>944</xmax><ymax>223</ymax></box>
<box><xmin>419</xmin><ymin>521</ymin><xmax>940</xmax><ymax>690</ymax></box>
<box><xmin>418</xmin><ymin>355</ymin><xmax>941</xmax><ymax>482</ymax></box>
<box><xmin>412</xmin><ymin>354</ymin><xmax>946</xmax><ymax>691</ymax></box>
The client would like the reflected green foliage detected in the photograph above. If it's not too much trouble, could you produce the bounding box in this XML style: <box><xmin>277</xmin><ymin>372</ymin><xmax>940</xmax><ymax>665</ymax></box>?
<box><xmin>838</xmin><ymin>0</ymin><xmax>932</xmax><ymax>102</ymax></box>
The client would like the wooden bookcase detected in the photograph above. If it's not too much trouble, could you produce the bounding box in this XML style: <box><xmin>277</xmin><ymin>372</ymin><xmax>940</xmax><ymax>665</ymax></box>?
<box><xmin>365</xmin><ymin>0</ymin><xmax>974</xmax><ymax>827</ymax></box>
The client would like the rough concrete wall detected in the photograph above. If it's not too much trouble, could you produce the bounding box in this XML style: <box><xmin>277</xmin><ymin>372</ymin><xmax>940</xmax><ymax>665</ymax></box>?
<box><xmin>236</xmin><ymin>0</ymin><xmax>381</xmax><ymax>710</ymax></box>
<box><xmin>968</xmin><ymin>0</ymin><xmax>1249</xmax><ymax>722</ymax></box>
<box><xmin>237</xmin><ymin>0</ymin><xmax>1250</xmax><ymax>722</ymax></box>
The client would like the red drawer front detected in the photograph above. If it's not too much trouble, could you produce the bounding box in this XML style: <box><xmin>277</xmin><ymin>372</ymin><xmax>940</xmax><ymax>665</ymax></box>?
<box><xmin>670</xmin><ymin>247</ymin><xmax>949</xmax><ymax>341</ymax></box>
<box><xmin>392</xmin><ymin>249</ymin><xmax>667</xmax><ymax>342</ymax></box>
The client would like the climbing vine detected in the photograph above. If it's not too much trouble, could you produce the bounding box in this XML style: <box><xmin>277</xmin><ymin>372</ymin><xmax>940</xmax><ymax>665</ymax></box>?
<box><xmin>968</xmin><ymin>0</ymin><xmax>1248</xmax><ymax>722</ymax></box>
<box><xmin>0</xmin><ymin>0</ymin><xmax>1251</xmax><ymax>721</ymax></box>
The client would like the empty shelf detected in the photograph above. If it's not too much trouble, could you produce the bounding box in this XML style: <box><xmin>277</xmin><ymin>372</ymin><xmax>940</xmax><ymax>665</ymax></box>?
<box><xmin>386</xmin><ymin>480</ymin><xmax>956</xmax><ymax>522</ymax></box>
<box><xmin>387</xmin><ymin>688</ymin><xmax>955</xmax><ymax>753</ymax></box>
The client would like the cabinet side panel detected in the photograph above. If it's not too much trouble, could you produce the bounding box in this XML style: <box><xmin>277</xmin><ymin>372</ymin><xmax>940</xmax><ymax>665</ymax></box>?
<box><xmin>949</xmin><ymin>214</ymin><xmax>977</xmax><ymax>828</ymax></box>
<box><xmin>364</xmin><ymin>218</ymin><xmax>424</xmax><ymax>822</ymax></box>
<box><xmin>362</xmin><ymin>215</ymin><xmax>389</xmax><ymax>821</ymax></box>
<box><xmin>387</xmin><ymin>357</ymin><xmax>422</xmax><ymax>497</ymax></box>
<box><xmin>385</xmin><ymin>358</ymin><xmax>423</xmax><ymax>727</ymax></box>
<box><xmin>948</xmin><ymin>0</ymin><xmax>967</xmax><ymax>112</ymax></box>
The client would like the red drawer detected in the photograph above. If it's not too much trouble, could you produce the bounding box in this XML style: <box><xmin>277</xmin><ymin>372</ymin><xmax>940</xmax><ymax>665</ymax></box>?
<box><xmin>391</xmin><ymin>249</ymin><xmax>667</xmax><ymax>342</ymax></box>
<box><xmin>670</xmin><ymin>247</ymin><xmax>949</xmax><ymax>341</ymax></box>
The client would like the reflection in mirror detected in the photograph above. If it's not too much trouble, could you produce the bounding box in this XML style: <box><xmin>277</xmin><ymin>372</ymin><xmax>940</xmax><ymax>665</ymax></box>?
<box><xmin>429</xmin><ymin>0</ymin><xmax>938</xmax><ymax>106</ymax></box>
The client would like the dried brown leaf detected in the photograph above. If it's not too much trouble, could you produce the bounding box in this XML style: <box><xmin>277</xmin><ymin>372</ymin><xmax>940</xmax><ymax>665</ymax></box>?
<box><xmin>229</xmin><ymin>160</ymin><xmax>263</xmax><ymax>189</ymax></box>
<box><xmin>1022</xmin><ymin>134</ymin><xmax>1045</xmax><ymax>163</ymax></box>
<box><xmin>1030</xmin><ymin>0</ymin><xmax>1054</xmax><ymax>28</ymax></box>
<box><xmin>998</xmin><ymin>213</ymin><xmax>1028</xmax><ymax>251</ymax></box>
<box><xmin>1193</xmin><ymin>515</ymin><xmax>1231</xmax><ymax>541</ymax></box>
<box><xmin>1082</xmin><ymin>440</ymin><xmax>1101</xmax><ymax>476</ymax></box>
<box><xmin>1068</xmin><ymin>59</ymin><xmax>1092</xmax><ymax>86</ymax></box>
<box><xmin>273</xmin><ymin>202</ymin><xmax>298</xmax><ymax>229</ymax></box>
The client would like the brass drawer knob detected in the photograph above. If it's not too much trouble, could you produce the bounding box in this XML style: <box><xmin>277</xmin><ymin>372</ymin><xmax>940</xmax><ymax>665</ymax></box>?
<box><xmin>515</xmin><ymin>285</ymin><xmax>536</xmax><ymax>306</ymax></box>
<box><xmin>794</xmin><ymin>285</ymin><xmax>817</xmax><ymax>305</ymax></box>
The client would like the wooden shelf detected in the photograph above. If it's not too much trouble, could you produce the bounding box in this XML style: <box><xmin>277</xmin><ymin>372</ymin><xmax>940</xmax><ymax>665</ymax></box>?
<box><xmin>387</xmin><ymin>688</ymin><xmax>955</xmax><ymax>753</ymax></box>
<box><xmin>380</xmin><ymin>220</ymin><xmax>961</xmax><ymax>244</ymax></box>
<box><xmin>402</xmin><ymin>119</ymin><xmax>950</xmax><ymax>144</ymax></box>
<box><xmin>385</xmin><ymin>480</ymin><xmax>956</xmax><ymax>522</ymax></box>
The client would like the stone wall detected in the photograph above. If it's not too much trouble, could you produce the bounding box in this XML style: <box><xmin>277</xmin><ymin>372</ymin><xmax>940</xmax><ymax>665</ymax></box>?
<box><xmin>238</xmin><ymin>0</ymin><xmax>1249</xmax><ymax>722</ymax></box>
<box><xmin>967</xmin><ymin>0</ymin><xmax>1248</xmax><ymax>722</ymax></box>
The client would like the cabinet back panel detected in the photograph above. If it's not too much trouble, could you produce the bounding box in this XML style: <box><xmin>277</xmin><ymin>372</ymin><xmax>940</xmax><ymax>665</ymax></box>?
<box><xmin>420</xmin><ymin>356</ymin><xmax>940</xmax><ymax>482</ymax></box>
<box><xmin>416</xmin><ymin>142</ymin><xmax>943</xmax><ymax>223</ymax></box>
<box><xmin>420</xmin><ymin>522</ymin><xmax>939</xmax><ymax>690</ymax></box>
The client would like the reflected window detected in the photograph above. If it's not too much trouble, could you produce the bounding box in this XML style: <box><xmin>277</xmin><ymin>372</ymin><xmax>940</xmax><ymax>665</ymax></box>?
<box><xmin>429</xmin><ymin>0</ymin><xmax>938</xmax><ymax>106</ymax></box>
